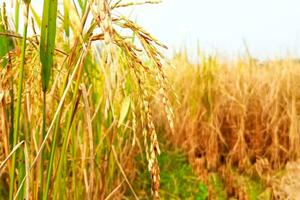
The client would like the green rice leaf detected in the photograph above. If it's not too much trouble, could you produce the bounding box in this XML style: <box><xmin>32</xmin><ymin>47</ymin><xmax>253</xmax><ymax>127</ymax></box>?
<box><xmin>63</xmin><ymin>0</ymin><xmax>70</xmax><ymax>37</ymax></box>
<box><xmin>40</xmin><ymin>0</ymin><xmax>58</xmax><ymax>91</ymax></box>
<box><xmin>0</xmin><ymin>40</ymin><xmax>8</xmax><ymax>68</ymax></box>
<box><xmin>30</xmin><ymin>5</ymin><xmax>41</xmax><ymax>28</ymax></box>
<box><xmin>118</xmin><ymin>96</ymin><xmax>131</xmax><ymax>127</ymax></box>
<box><xmin>0</xmin><ymin>11</ymin><xmax>9</xmax><ymax>68</ymax></box>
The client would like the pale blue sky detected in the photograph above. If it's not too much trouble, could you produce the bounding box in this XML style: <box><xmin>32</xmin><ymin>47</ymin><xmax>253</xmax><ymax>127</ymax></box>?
<box><xmin>8</xmin><ymin>0</ymin><xmax>300</xmax><ymax>59</ymax></box>
<box><xmin>122</xmin><ymin>0</ymin><xmax>300</xmax><ymax>59</ymax></box>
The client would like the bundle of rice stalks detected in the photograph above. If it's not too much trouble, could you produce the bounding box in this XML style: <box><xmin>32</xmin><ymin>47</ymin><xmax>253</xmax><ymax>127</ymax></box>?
<box><xmin>0</xmin><ymin>0</ymin><xmax>173</xmax><ymax>199</ymax></box>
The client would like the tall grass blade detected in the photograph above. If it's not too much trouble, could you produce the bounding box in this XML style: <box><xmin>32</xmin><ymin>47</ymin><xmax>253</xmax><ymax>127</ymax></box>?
<box><xmin>63</xmin><ymin>0</ymin><xmax>70</xmax><ymax>37</ymax></box>
<box><xmin>39</xmin><ymin>0</ymin><xmax>58</xmax><ymax>198</ymax></box>
<box><xmin>40</xmin><ymin>0</ymin><xmax>58</xmax><ymax>91</ymax></box>
<box><xmin>14</xmin><ymin>0</ymin><xmax>20</xmax><ymax>33</ymax></box>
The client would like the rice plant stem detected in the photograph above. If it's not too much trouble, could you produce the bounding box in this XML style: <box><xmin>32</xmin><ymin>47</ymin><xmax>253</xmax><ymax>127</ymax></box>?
<box><xmin>15</xmin><ymin>0</ymin><xmax>20</xmax><ymax>33</ymax></box>
<box><xmin>9</xmin><ymin>2</ymin><xmax>30</xmax><ymax>200</ymax></box>
<box><xmin>14</xmin><ymin>49</ymin><xmax>86</xmax><ymax>200</ymax></box>
<box><xmin>43</xmin><ymin>111</ymin><xmax>61</xmax><ymax>200</ymax></box>
<box><xmin>0</xmin><ymin>141</ymin><xmax>24</xmax><ymax>172</ymax></box>
<box><xmin>111</xmin><ymin>146</ymin><xmax>139</xmax><ymax>200</ymax></box>
<box><xmin>40</xmin><ymin>91</ymin><xmax>47</xmax><ymax>199</ymax></box>
<box><xmin>54</xmin><ymin>48</ymin><xmax>87</xmax><ymax>195</ymax></box>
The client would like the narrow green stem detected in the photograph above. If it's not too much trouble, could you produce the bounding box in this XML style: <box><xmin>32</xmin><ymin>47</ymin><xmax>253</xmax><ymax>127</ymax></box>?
<box><xmin>72</xmin><ymin>127</ymin><xmax>77</xmax><ymax>199</ymax></box>
<box><xmin>82</xmin><ymin>0</ymin><xmax>88</xmax><ymax>15</ymax></box>
<box><xmin>9</xmin><ymin>77</ymin><xmax>14</xmax><ymax>144</ymax></box>
<box><xmin>44</xmin><ymin>78</ymin><xmax>67</xmax><ymax>200</ymax></box>
<box><xmin>15</xmin><ymin>0</ymin><xmax>20</xmax><ymax>33</ymax></box>
<box><xmin>43</xmin><ymin>110</ymin><xmax>61</xmax><ymax>200</ymax></box>
<box><xmin>9</xmin><ymin>2</ymin><xmax>30</xmax><ymax>200</ymax></box>
<box><xmin>40</xmin><ymin>91</ymin><xmax>47</xmax><ymax>199</ymax></box>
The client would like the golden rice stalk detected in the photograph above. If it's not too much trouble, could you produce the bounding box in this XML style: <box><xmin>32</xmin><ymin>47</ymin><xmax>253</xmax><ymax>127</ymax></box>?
<box><xmin>89</xmin><ymin>1</ymin><xmax>175</xmax><ymax>198</ymax></box>
<box><xmin>112</xmin><ymin>0</ymin><xmax>162</xmax><ymax>9</ymax></box>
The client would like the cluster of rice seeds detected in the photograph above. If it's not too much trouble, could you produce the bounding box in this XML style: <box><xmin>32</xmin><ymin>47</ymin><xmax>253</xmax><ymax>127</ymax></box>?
<box><xmin>117</xmin><ymin>17</ymin><xmax>174</xmax><ymax>128</ymax></box>
<box><xmin>132</xmin><ymin>30</ymin><xmax>174</xmax><ymax>200</ymax></box>
<box><xmin>93</xmin><ymin>0</ymin><xmax>117</xmax><ymax>84</ymax></box>
<box><xmin>112</xmin><ymin>0</ymin><xmax>162</xmax><ymax>9</ymax></box>
<box><xmin>99</xmin><ymin>2</ymin><xmax>174</xmax><ymax>197</ymax></box>
<box><xmin>90</xmin><ymin>0</ymin><xmax>175</xmax><ymax>198</ymax></box>
<box><xmin>121</xmin><ymin>59</ymin><xmax>162</xmax><ymax>198</ymax></box>
<box><xmin>155</xmin><ymin>70</ymin><xmax>174</xmax><ymax>132</ymax></box>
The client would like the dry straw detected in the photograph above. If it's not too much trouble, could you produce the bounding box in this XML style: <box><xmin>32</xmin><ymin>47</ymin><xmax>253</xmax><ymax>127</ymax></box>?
<box><xmin>160</xmin><ymin>53</ymin><xmax>300</xmax><ymax>198</ymax></box>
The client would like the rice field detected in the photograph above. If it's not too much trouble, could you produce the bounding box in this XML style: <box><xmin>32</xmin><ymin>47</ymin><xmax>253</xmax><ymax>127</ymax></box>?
<box><xmin>1</xmin><ymin>0</ymin><xmax>300</xmax><ymax>200</ymax></box>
